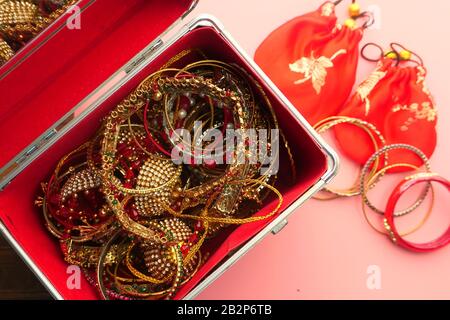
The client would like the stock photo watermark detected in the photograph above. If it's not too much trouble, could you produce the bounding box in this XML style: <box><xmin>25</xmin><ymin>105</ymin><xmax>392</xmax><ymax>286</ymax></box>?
<box><xmin>169</xmin><ymin>121</ymin><xmax>280</xmax><ymax>175</ymax></box>
<box><xmin>367</xmin><ymin>4</ymin><xmax>382</xmax><ymax>30</ymax></box>
<box><xmin>66</xmin><ymin>265</ymin><xmax>81</xmax><ymax>290</ymax></box>
<box><xmin>66</xmin><ymin>5</ymin><xmax>81</xmax><ymax>30</ymax></box>
<box><xmin>366</xmin><ymin>265</ymin><xmax>382</xmax><ymax>290</ymax></box>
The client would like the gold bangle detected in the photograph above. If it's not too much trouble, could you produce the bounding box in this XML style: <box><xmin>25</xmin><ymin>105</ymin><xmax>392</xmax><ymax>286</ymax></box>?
<box><xmin>313</xmin><ymin>116</ymin><xmax>387</xmax><ymax>198</ymax></box>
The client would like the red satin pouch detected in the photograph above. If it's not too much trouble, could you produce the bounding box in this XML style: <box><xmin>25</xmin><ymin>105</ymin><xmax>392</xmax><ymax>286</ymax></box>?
<box><xmin>254</xmin><ymin>1</ymin><xmax>363</xmax><ymax>125</ymax></box>
<box><xmin>334</xmin><ymin>57</ymin><xmax>438</xmax><ymax>170</ymax></box>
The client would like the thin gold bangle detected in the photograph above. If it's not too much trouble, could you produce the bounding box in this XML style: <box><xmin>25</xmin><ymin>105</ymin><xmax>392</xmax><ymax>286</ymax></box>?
<box><xmin>313</xmin><ymin>116</ymin><xmax>387</xmax><ymax>198</ymax></box>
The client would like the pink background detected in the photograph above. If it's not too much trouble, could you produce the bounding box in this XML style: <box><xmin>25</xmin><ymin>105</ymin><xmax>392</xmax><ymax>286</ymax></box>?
<box><xmin>191</xmin><ymin>0</ymin><xmax>450</xmax><ymax>299</ymax></box>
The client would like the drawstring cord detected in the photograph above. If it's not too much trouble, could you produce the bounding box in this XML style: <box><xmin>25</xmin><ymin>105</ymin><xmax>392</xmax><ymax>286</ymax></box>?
<box><xmin>361</xmin><ymin>42</ymin><xmax>424</xmax><ymax>66</ymax></box>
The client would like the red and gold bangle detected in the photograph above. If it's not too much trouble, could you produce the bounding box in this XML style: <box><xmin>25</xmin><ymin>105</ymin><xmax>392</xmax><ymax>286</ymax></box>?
<box><xmin>384</xmin><ymin>173</ymin><xmax>450</xmax><ymax>252</ymax></box>
<box><xmin>362</xmin><ymin>163</ymin><xmax>434</xmax><ymax>236</ymax></box>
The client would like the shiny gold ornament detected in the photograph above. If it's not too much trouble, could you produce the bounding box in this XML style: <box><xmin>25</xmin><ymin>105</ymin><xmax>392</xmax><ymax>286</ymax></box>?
<box><xmin>0</xmin><ymin>0</ymin><xmax>38</xmax><ymax>26</ymax></box>
<box><xmin>134</xmin><ymin>157</ymin><xmax>182</xmax><ymax>217</ymax></box>
<box><xmin>152</xmin><ymin>91</ymin><xmax>163</xmax><ymax>101</ymax></box>
<box><xmin>138</xmin><ymin>219</ymin><xmax>194</xmax><ymax>280</ymax></box>
<box><xmin>60</xmin><ymin>169</ymin><xmax>101</xmax><ymax>201</ymax></box>
<box><xmin>34</xmin><ymin>196</ymin><xmax>44</xmax><ymax>207</ymax></box>
<box><xmin>0</xmin><ymin>0</ymin><xmax>77</xmax><ymax>66</ymax></box>
<box><xmin>0</xmin><ymin>37</ymin><xmax>14</xmax><ymax>63</ymax></box>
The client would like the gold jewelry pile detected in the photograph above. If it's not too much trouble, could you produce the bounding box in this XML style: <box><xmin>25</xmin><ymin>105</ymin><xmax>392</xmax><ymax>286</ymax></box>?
<box><xmin>36</xmin><ymin>51</ymin><xmax>295</xmax><ymax>299</ymax></box>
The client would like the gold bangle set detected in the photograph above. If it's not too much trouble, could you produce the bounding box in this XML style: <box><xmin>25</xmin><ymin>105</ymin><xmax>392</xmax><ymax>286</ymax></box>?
<box><xmin>314</xmin><ymin>116</ymin><xmax>436</xmax><ymax>241</ymax></box>
<box><xmin>313</xmin><ymin>116</ymin><xmax>387</xmax><ymax>199</ymax></box>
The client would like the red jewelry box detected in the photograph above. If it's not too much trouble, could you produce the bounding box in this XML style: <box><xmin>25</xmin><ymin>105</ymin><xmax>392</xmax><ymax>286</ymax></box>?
<box><xmin>0</xmin><ymin>0</ymin><xmax>338</xmax><ymax>299</ymax></box>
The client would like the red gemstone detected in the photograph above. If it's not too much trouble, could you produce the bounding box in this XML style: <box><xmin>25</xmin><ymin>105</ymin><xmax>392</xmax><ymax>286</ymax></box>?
<box><xmin>179</xmin><ymin>96</ymin><xmax>190</xmax><ymax>109</ymax></box>
<box><xmin>58</xmin><ymin>207</ymin><xmax>70</xmax><ymax>218</ymax></box>
<box><xmin>131</xmin><ymin>160</ymin><xmax>141</xmax><ymax>169</ymax></box>
<box><xmin>128</xmin><ymin>208</ymin><xmax>140</xmax><ymax>220</ymax></box>
<box><xmin>123</xmin><ymin>182</ymin><xmax>133</xmax><ymax>189</ymax></box>
<box><xmin>93</xmin><ymin>153</ymin><xmax>102</xmax><ymax>163</ymax></box>
<box><xmin>189</xmin><ymin>234</ymin><xmax>198</xmax><ymax>243</ymax></box>
<box><xmin>204</xmin><ymin>158</ymin><xmax>217</xmax><ymax>169</ymax></box>
<box><xmin>181</xmin><ymin>244</ymin><xmax>190</xmax><ymax>254</ymax></box>
<box><xmin>67</xmin><ymin>197</ymin><xmax>78</xmax><ymax>209</ymax></box>
<box><xmin>175</xmin><ymin>120</ymin><xmax>183</xmax><ymax>129</ymax></box>
<box><xmin>49</xmin><ymin>193</ymin><xmax>62</xmax><ymax>205</ymax></box>
<box><xmin>60</xmin><ymin>242</ymin><xmax>68</xmax><ymax>253</ymax></box>
<box><xmin>120</xmin><ymin>148</ymin><xmax>133</xmax><ymax>158</ymax></box>
<box><xmin>117</xmin><ymin>143</ymin><xmax>127</xmax><ymax>152</ymax></box>
<box><xmin>125</xmin><ymin>170</ymin><xmax>135</xmax><ymax>180</ymax></box>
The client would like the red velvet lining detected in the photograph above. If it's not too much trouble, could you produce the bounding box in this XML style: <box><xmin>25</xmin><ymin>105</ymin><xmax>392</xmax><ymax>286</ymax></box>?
<box><xmin>0</xmin><ymin>0</ymin><xmax>193</xmax><ymax>169</ymax></box>
<box><xmin>0</xmin><ymin>25</ymin><xmax>328</xmax><ymax>300</ymax></box>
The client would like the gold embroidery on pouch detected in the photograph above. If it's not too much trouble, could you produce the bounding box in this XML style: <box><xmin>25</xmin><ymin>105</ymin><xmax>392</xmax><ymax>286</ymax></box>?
<box><xmin>356</xmin><ymin>64</ymin><xmax>387</xmax><ymax>116</ymax></box>
<box><xmin>333</xmin><ymin>23</ymin><xmax>343</xmax><ymax>33</ymax></box>
<box><xmin>416</xmin><ymin>66</ymin><xmax>436</xmax><ymax>105</ymax></box>
<box><xmin>392</xmin><ymin>101</ymin><xmax>437</xmax><ymax>132</ymax></box>
<box><xmin>289</xmin><ymin>49</ymin><xmax>347</xmax><ymax>94</ymax></box>
<box><xmin>321</xmin><ymin>2</ymin><xmax>335</xmax><ymax>17</ymax></box>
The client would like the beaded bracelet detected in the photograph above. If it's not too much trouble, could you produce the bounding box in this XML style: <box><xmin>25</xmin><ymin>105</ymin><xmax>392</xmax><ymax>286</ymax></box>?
<box><xmin>360</xmin><ymin>144</ymin><xmax>431</xmax><ymax>217</ymax></box>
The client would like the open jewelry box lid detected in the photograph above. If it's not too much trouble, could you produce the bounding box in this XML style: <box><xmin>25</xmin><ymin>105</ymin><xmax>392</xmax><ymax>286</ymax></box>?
<box><xmin>0</xmin><ymin>0</ymin><xmax>199</xmax><ymax>188</ymax></box>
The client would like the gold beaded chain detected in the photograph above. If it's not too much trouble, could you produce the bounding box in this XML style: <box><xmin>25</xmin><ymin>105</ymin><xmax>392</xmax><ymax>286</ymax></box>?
<box><xmin>164</xmin><ymin>179</ymin><xmax>283</xmax><ymax>225</ymax></box>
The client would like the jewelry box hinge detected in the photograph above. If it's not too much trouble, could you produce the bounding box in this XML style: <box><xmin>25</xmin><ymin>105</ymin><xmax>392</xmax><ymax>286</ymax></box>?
<box><xmin>0</xmin><ymin>129</ymin><xmax>57</xmax><ymax>191</ymax></box>
<box><xmin>125</xmin><ymin>39</ymin><xmax>164</xmax><ymax>74</ymax></box>
<box><xmin>271</xmin><ymin>219</ymin><xmax>288</xmax><ymax>235</ymax></box>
